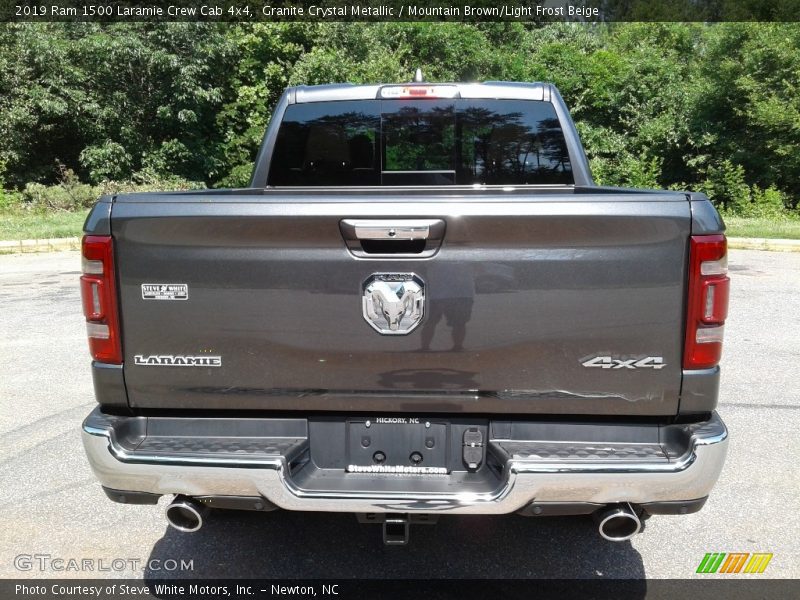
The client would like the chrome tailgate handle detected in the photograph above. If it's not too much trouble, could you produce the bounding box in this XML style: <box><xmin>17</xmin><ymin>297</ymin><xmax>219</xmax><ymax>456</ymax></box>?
<box><xmin>339</xmin><ymin>219</ymin><xmax>445</xmax><ymax>258</ymax></box>
<box><xmin>345</xmin><ymin>219</ymin><xmax>441</xmax><ymax>240</ymax></box>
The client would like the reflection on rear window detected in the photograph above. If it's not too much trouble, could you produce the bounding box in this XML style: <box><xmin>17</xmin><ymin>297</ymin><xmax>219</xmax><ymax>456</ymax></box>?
<box><xmin>268</xmin><ymin>98</ymin><xmax>573</xmax><ymax>186</ymax></box>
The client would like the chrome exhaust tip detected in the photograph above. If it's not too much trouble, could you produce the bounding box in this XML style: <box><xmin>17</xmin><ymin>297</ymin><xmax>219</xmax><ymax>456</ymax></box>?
<box><xmin>165</xmin><ymin>495</ymin><xmax>209</xmax><ymax>533</ymax></box>
<box><xmin>594</xmin><ymin>503</ymin><xmax>641</xmax><ymax>542</ymax></box>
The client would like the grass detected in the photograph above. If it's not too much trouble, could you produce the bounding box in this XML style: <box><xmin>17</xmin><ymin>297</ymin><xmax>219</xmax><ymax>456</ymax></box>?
<box><xmin>724</xmin><ymin>216</ymin><xmax>800</xmax><ymax>240</ymax></box>
<box><xmin>0</xmin><ymin>209</ymin><xmax>89</xmax><ymax>241</ymax></box>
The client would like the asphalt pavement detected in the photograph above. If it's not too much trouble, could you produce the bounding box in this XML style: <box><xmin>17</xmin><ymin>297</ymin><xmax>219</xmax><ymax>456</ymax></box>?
<box><xmin>0</xmin><ymin>249</ymin><xmax>797</xmax><ymax>580</ymax></box>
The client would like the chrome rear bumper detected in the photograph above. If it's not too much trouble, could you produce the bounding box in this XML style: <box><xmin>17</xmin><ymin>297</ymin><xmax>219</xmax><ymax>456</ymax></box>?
<box><xmin>82</xmin><ymin>409</ymin><xmax>728</xmax><ymax>514</ymax></box>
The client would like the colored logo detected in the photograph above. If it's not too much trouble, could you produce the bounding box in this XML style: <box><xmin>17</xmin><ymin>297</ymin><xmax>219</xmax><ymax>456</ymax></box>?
<box><xmin>697</xmin><ymin>552</ymin><xmax>773</xmax><ymax>574</ymax></box>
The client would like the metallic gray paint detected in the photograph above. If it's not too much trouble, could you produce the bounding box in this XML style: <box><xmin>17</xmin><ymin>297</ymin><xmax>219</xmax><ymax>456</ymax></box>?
<box><xmin>82</xmin><ymin>196</ymin><xmax>113</xmax><ymax>236</ymax></box>
<box><xmin>549</xmin><ymin>85</ymin><xmax>593</xmax><ymax>186</ymax></box>
<box><xmin>90</xmin><ymin>362</ymin><xmax>128</xmax><ymax>410</ymax></box>
<box><xmin>110</xmin><ymin>193</ymin><xmax>690</xmax><ymax>415</ymax></box>
<box><xmin>79</xmin><ymin>81</ymin><xmax>730</xmax><ymax>520</ymax></box>
<box><xmin>250</xmin><ymin>90</ymin><xmax>291</xmax><ymax>189</ymax></box>
<box><xmin>679</xmin><ymin>367</ymin><xmax>721</xmax><ymax>413</ymax></box>
<box><xmin>689</xmin><ymin>194</ymin><xmax>726</xmax><ymax>235</ymax></box>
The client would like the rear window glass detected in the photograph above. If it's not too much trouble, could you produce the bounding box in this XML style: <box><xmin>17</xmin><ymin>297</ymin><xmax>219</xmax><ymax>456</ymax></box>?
<box><xmin>268</xmin><ymin>98</ymin><xmax>573</xmax><ymax>186</ymax></box>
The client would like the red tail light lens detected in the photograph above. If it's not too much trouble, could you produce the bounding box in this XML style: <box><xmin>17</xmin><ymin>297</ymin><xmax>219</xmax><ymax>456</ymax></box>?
<box><xmin>81</xmin><ymin>235</ymin><xmax>122</xmax><ymax>364</ymax></box>
<box><xmin>684</xmin><ymin>234</ymin><xmax>729</xmax><ymax>369</ymax></box>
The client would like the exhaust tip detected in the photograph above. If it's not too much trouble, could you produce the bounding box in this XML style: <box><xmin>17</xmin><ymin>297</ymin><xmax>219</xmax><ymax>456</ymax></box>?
<box><xmin>165</xmin><ymin>496</ymin><xmax>208</xmax><ymax>533</ymax></box>
<box><xmin>595</xmin><ymin>504</ymin><xmax>641</xmax><ymax>542</ymax></box>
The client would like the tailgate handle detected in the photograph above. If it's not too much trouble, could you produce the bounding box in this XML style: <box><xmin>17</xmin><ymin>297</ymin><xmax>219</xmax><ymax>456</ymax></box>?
<box><xmin>349</xmin><ymin>220</ymin><xmax>438</xmax><ymax>240</ymax></box>
<box><xmin>340</xmin><ymin>219</ymin><xmax>445</xmax><ymax>258</ymax></box>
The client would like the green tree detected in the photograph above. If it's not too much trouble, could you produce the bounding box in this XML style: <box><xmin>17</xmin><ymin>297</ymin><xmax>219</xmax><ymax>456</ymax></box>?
<box><xmin>0</xmin><ymin>23</ymin><xmax>235</xmax><ymax>186</ymax></box>
<box><xmin>0</xmin><ymin>21</ymin><xmax>797</xmax><ymax>216</ymax></box>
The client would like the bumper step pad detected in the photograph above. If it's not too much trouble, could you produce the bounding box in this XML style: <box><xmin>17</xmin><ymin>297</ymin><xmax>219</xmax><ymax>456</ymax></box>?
<box><xmin>493</xmin><ymin>441</ymin><xmax>669</xmax><ymax>463</ymax></box>
<box><xmin>136</xmin><ymin>436</ymin><xmax>307</xmax><ymax>461</ymax></box>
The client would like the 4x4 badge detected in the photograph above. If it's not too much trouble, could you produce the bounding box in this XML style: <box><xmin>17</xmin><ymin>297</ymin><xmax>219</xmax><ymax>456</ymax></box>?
<box><xmin>581</xmin><ymin>355</ymin><xmax>666</xmax><ymax>370</ymax></box>
<box><xmin>362</xmin><ymin>273</ymin><xmax>424</xmax><ymax>335</ymax></box>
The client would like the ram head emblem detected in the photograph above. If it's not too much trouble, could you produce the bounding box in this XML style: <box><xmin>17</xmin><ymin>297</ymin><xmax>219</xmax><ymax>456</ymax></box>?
<box><xmin>362</xmin><ymin>274</ymin><xmax>424</xmax><ymax>335</ymax></box>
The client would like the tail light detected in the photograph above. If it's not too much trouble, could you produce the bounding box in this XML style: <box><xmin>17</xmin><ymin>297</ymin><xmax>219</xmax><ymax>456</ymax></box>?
<box><xmin>80</xmin><ymin>235</ymin><xmax>122</xmax><ymax>364</ymax></box>
<box><xmin>684</xmin><ymin>234</ymin><xmax>729</xmax><ymax>369</ymax></box>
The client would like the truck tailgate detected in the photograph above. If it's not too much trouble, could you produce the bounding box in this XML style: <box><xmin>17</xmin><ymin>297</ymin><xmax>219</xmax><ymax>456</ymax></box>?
<box><xmin>112</xmin><ymin>192</ymin><xmax>689</xmax><ymax>416</ymax></box>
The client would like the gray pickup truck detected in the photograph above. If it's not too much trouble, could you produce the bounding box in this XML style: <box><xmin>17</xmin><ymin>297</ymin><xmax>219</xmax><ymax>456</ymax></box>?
<box><xmin>80</xmin><ymin>79</ymin><xmax>729</xmax><ymax>545</ymax></box>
